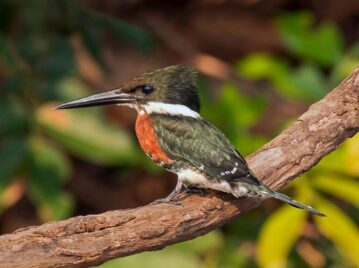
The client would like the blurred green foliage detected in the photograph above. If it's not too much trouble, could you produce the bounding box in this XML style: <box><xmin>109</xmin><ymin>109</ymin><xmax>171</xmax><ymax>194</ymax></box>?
<box><xmin>276</xmin><ymin>12</ymin><xmax>343</xmax><ymax>67</ymax></box>
<box><xmin>236</xmin><ymin>11</ymin><xmax>359</xmax><ymax>102</ymax></box>
<box><xmin>234</xmin><ymin>11</ymin><xmax>359</xmax><ymax>268</ymax></box>
<box><xmin>0</xmin><ymin>2</ymin><xmax>358</xmax><ymax>268</ymax></box>
<box><xmin>0</xmin><ymin>0</ymin><xmax>152</xmax><ymax>221</ymax></box>
<box><xmin>257</xmin><ymin>135</ymin><xmax>359</xmax><ymax>268</ymax></box>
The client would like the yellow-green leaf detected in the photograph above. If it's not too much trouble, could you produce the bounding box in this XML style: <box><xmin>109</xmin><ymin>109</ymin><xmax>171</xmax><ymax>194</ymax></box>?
<box><xmin>343</xmin><ymin>133</ymin><xmax>359</xmax><ymax>176</ymax></box>
<box><xmin>312</xmin><ymin>176</ymin><xmax>359</xmax><ymax>207</ymax></box>
<box><xmin>28</xmin><ymin>138</ymin><xmax>74</xmax><ymax>221</ymax></box>
<box><xmin>38</xmin><ymin>192</ymin><xmax>74</xmax><ymax>222</ymax></box>
<box><xmin>317</xmin><ymin>133</ymin><xmax>359</xmax><ymax>176</ymax></box>
<box><xmin>315</xmin><ymin>197</ymin><xmax>359</xmax><ymax>267</ymax></box>
<box><xmin>257</xmin><ymin>204</ymin><xmax>307</xmax><ymax>268</ymax></box>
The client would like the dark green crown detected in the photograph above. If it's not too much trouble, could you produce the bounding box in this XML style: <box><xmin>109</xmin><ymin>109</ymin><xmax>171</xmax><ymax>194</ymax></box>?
<box><xmin>123</xmin><ymin>65</ymin><xmax>201</xmax><ymax>112</ymax></box>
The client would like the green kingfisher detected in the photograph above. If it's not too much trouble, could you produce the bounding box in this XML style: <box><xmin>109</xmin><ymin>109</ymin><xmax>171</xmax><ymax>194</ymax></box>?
<box><xmin>56</xmin><ymin>65</ymin><xmax>324</xmax><ymax>216</ymax></box>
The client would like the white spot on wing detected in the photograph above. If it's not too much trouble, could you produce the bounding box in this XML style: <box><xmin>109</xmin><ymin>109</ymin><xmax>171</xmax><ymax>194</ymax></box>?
<box><xmin>143</xmin><ymin>102</ymin><xmax>200</xmax><ymax>118</ymax></box>
<box><xmin>219</xmin><ymin>166</ymin><xmax>238</xmax><ymax>177</ymax></box>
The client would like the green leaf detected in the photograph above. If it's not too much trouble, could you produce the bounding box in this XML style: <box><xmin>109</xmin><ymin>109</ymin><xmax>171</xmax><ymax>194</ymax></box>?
<box><xmin>55</xmin><ymin>77</ymin><xmax>92</xmax><ymax>100</ymax></box>
<box><xmin>257</xmin><ymin>204</ymin><xmax>307</xmax><ymax>268</ymax></box>
<box><xmin>28</xmin><ymin>138</ymin><xmax>70</xmax><ymax>192</ymax></box>
<box><xmin>37</xmin><ymin>192</ymin><xmax>73</xmax><ymax>221</ymax></box>
<box><xmin>276</xmin><ymin>12</ymin><xmax>343</xmax><ymax>67</ymax></box>
<box><xmin>0</xmin><ymin>135</ymin><xmax>27</xmax><ymax>188</ymax></box>
<box><xmin>219</xmin><ymin>83</ymin><xmax>266</xmax><ymax>127</ymax></box>
<box><xmin>236</xmin><ymin>53</ymin><xmax>289</xmax><ymax>80</ymax></box>
<box><xmin>315</xmin><ymin>197</ymin><xmax>359</xmax><ymax>267</ymax></box>
<box><xmin>312</xmin><ymin>176</ymin><xmax>359</xmax><ymax>208</ymax></box>
<box><xmin>236</xmin><ymin>54</ymin><xmax>311</xmax><ymax>101</ymax></box>
<box><xmin>237</xmin><ymin>54</ymin><xmax>330</xmax><ymax>101</ymax></box>
<box><xmin>330</xmin><ymin>43</ymin><xmax>359</xmax><ymax>85</ymax></box>
<box><xmin>27</xmin><ymin>138</ymin><xmax>73</xmax><ymax>221</ymax></box>
<box><xmin>291</xmin><ymin>64</ymin><xmax>328</xmax><ymax>100</ymax></box>
<box><xmin>316</xmin><ymin>133</ymin><xmax>359</xmax><ymax>176</ymax></box>
<box><xmin>212</xmin><ymin>82</ymin><xmax>267</xmax><ymax>154</ymax></box>
<box><xmin>36</xmin><ymin>104</ymin><xmax>137</xmax><ymax>166</ymax></box>
<box><xmin>342</xmin><ymin>133</ymin><xmax>359</xmax><ymax>177</ymax></box>
<box><xmin>233</xmin><ymin>133</ymin><xmax>267</xmax><ymax>157</ymax></box>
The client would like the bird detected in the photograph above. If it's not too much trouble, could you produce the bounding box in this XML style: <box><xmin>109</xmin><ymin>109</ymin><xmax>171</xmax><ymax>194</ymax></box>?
<box><xmin>56</xmin><ymin>65</ymin><xmax>324</xmax><ymax>216</ymax></box>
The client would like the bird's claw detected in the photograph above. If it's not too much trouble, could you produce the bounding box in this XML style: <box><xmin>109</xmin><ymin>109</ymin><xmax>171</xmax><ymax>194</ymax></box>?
<box><xmin>150</xmin><ymin>197</ymin><xmax>183</xmax><ymax>206</ymax></box>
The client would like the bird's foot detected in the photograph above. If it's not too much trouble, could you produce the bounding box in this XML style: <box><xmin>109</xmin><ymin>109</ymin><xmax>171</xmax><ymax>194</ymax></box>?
<box><xmin>184</xmin><ymin>186</ymin><xmax>205</xmax><ymax>195</ymax></box>
<box><xmin>151</xmin><ymin>180</ymin><xmax>185</xmax><ymax>206</ymax></box>
<box><xmin>150</xmin><ymin>196</ymin><xmax>182</xmax><ymax>206</ymax></box>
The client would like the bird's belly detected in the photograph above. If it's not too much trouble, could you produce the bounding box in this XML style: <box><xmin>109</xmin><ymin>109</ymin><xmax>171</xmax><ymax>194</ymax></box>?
<box><xmin>177</xmin><ymin>168</ymin><xmax>255</xmax><ymax>197</ymax></box>
<box><xmin>177</xmin><ymin>168</ymin><xmax>234</xmax><ymax>194</ymax></box>
<box><xmin>135</xmin><ymin>114</ymin><xmax>174</xmax><ymax>165</ymax></box>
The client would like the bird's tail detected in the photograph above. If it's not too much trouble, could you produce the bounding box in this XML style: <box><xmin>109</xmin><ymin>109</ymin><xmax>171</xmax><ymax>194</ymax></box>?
<box><xmin>258</xmin><ymin>185</ymin><xmax>325</xmax><ymax>217</ymax></box>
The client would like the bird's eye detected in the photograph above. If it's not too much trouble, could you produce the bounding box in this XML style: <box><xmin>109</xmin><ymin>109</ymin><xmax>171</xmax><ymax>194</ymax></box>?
<box><xmin>141</xmin><ymin>84</ymin><xmax>154</xmax><ymax>94</ymax></box>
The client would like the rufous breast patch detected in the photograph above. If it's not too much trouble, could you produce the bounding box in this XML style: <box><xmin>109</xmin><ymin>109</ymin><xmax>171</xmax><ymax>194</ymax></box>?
<box><xmin>135</xmin><ymin>114</ymin><xmax>174</xmax><ymax>164</ymax></box>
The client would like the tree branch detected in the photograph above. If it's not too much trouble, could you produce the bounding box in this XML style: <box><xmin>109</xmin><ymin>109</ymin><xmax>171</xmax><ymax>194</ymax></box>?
<box><xmin>1</xmin><ymin>66</ymin><xmax>359</xmax><ymax>268</ymax></box>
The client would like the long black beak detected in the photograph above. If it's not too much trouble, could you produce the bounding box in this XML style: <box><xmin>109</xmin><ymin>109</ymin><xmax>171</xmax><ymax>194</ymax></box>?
<box><xmin>55</xmin><ymin>89</ymin><xmax>136</xmax><ymax>110</ymax></box>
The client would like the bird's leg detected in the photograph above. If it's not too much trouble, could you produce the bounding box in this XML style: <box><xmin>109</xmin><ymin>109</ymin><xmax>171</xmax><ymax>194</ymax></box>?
<box><xmin>151</xmin><ymin>180</ymin><xmax>183</xmax><ymax>205</ymax></box>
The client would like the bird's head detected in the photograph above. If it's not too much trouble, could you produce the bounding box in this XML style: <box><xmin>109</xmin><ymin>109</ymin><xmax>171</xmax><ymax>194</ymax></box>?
<box><xmin>56</xmin><ymin>65</ymin><xmax>201</xmax><ymax>115</ymax></box>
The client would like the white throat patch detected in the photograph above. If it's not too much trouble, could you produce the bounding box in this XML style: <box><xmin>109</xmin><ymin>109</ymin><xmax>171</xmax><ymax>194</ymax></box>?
<box><xmin>142</xmin><ymin>102</ymin><xmax>200</xmax><ymax>118</ymax></box>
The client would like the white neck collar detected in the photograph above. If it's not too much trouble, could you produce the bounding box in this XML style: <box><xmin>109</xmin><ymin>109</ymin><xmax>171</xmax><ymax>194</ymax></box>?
<box><xmin>140</xmin><ymin>102</ymin><xmax>200</xmax><ymax>118</ymax></box>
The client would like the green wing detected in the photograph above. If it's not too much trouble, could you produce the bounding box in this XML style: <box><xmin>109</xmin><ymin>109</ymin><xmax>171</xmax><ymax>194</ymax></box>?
<box><xmin>151</xmin><ymin>114</ymin><xmax>260</xmax><ymax>185</ymax></box>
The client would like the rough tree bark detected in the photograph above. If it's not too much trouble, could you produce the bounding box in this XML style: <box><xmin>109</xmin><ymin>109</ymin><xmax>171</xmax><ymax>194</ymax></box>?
<box><xmin>1</xmin><ymin>66</ymin><xmax>359</xmax><ymax>268</ymax></box>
